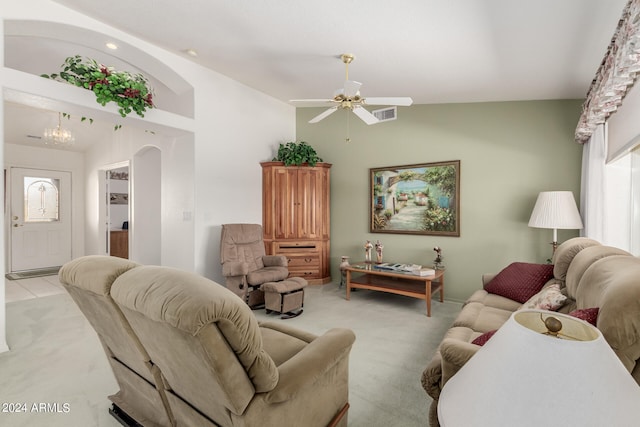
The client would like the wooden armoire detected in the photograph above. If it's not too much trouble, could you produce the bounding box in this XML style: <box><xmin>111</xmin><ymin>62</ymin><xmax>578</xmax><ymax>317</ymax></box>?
<box><xmin>261</xmin><ymin>161</ymin><xmax>331</xmax><ymax>284</ymax></box>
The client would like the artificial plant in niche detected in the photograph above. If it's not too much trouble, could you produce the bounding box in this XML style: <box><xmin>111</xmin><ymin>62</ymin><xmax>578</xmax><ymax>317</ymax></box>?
<box><xmin>42</xmin><ymin>55</ymin><xmax>154</xmax><ymax>119</ymax></box>
<box><xmin>273</xmin><ymin>141</ymin><xmax>323</xmax><ymax>166</ymax></box>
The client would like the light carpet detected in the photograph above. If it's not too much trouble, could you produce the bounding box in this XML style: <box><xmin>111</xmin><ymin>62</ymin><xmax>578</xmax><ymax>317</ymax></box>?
<box><xmin>0</xmin><ymin>282</ymin><xmax>461</xmax><ymax>427</ymax></box>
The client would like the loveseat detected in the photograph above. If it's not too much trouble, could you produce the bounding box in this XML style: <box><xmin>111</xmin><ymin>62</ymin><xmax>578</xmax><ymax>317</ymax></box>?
<box><xmin>421</xmin><ymin>237</ymin><xmax>640</xmax><ymax>427</ymax></box>
<box><xmin>59</xmin><ymin>256</ymin><xmax>355</xmax><ymax>427</ymax></box>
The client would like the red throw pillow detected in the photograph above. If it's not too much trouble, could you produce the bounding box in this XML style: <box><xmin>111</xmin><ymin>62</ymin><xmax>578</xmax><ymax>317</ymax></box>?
<box><xmin>472</xmin><ymin>330</ymin><xmax>497</xmax><ymax>346</ymax></box>
<box><xmin>484</xmin><ymin>262</ymin><xmax>554</xmax><ymax>303</ymax></box>
<box><xmin>569</xmin><ymin>307</ymin><xmax>599</xmax><ymax>326</ymax></box>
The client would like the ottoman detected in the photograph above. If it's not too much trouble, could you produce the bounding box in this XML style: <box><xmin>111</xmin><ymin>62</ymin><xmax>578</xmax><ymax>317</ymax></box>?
<box><xmin>260</xmin><ymin>277</ymin><xmax>308</xmax><ymax>318</ymax></box>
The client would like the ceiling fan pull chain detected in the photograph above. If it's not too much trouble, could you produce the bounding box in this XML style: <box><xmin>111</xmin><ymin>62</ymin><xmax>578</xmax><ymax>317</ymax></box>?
<box><xmin>346</xmin><ymin>111</ymin><xmax>351</xmax><ymax>143</ymax></box>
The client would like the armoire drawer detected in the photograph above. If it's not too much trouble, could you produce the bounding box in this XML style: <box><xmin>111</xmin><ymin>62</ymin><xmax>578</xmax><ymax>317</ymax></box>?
<box><xmin>286</xmin><ymin>255</ymin><xmax>320</xmax><ymax>268</ymax></box>
<box><xmin>274</xmin><ymin>241</ymin><xmax>320</xmax><ymax>254</ymax></box>
<box><xmin>288</xmin><ymin>268</ymin><xmax>321</xmax><ymax>280</ymax></box>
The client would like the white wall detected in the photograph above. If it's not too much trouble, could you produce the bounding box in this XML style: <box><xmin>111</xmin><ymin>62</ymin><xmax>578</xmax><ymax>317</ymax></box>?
<box><xmin>1</xmin><ymin>0</ymin><xmax>295</xmax><ymax>352</ymax></box>
<box><xmin>83</xmin><ymin>127</ymin><xmax>194</xmax><ymax>271</ymax></box>
<box><xmin>190</xmin><ymin>71</ymin><xmax>295</xmax><ymax>282</ymax></box>
<box><xmin>131</xmin><ymin>146</ymin><xmax>161</xmax><ymax>265</ymax></box>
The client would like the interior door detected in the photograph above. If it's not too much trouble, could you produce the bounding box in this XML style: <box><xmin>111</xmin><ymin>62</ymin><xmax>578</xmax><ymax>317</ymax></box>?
<box><xmin>10</xmin><ymin>167</ymin><xmax>72</xmax><ymax>272</ymax></box>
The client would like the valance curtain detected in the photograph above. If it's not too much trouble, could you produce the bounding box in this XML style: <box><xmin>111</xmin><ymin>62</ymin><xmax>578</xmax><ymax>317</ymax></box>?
<box><xmin>575</xmin><ymin>0</ymin><xmax>640</xmax><ymax>144</ymax></box>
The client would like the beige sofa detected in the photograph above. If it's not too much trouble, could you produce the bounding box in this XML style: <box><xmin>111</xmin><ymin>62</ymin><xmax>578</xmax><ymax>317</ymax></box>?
<box><xmin>60</xmin><ymin>256</ymin><xmax>355</xmax><ymax>427</ymax></box>
<box><xmin>421</xmin><ymin>237</ymin><xmax>640</xmax><ymax>427</ymax></box>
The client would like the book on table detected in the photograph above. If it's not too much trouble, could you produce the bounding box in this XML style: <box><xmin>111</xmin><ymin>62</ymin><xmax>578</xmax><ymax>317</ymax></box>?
<box><xmin>373</xmin><ymin>263</ymin><xmax>423</xmax><ymax>273</ymax></box>
<box><xmin>410</xmin><ymin>268</ymin><xmax>436</xmax><ymax>276</ymax></box>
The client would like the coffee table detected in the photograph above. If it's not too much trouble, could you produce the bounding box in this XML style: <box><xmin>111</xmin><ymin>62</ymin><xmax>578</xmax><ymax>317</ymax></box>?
<box><xmin>345</xmin><ymin>262</ymin><xmax>445</xmax><ymax>317</ymax></box>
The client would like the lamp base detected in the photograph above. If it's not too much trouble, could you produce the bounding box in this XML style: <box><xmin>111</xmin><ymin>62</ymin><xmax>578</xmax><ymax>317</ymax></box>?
<box><xmin>551</xmin><ymin>241</ymin><xmax>558</xmax><ymax>253</ymax></box>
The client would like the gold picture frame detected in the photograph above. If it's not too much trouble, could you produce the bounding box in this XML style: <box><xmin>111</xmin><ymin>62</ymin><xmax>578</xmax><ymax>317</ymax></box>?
<box><xmin>370</xmin><ymin>160</ymin><xmax>460</xmax><ymax>236</ymax></box>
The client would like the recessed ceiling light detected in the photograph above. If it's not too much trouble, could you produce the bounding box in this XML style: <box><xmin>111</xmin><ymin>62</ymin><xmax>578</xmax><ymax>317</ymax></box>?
<box><xmin>106</xmin><ymin>42</ymin><xmax>118</xmax><ymax>50</ymax></box>
<box><xmin>185</xmin><ymin>48</ymin><xmax>198</xmax><ymax>57</ymax></box>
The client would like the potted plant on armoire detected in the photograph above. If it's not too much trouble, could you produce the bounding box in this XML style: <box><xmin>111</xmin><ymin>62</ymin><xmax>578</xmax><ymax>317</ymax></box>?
<box><xmin>261</xmin><ymin>141</ymin><xmax>331</xmax><ymax>284</ymax></box>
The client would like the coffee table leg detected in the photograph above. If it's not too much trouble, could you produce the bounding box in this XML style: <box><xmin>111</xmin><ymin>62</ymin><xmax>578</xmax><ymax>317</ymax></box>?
<box><xmin>346</xmin><ymin>270</ymin><xmax>351</xmax><ymax>300</ymax></box>
<box><xmin>439</xmin><ymin>274</ymin><xmax>445</xmax><ymax>302</ymax></box>
<box><xmin>426</xmin><ymin>280</ymin><xmax>432</xmax><ymax>317</ymax></box>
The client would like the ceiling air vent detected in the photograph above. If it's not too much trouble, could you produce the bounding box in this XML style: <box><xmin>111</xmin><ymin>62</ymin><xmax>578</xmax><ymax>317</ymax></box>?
<box><xmin>372</xmin><ymin>106</ymin><xmax>397</xmax><ymax>122</ymax></box>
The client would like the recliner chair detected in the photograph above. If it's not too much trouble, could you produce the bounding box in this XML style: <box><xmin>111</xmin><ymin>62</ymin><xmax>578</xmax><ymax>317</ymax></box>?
<box><xmin>108</xmin><ymin>262</ymin><xmax>355</xmax><ymax>427</ymax></box>
<box><xmin>220</xmin><ymin>223</ymin><xmax>289</xmax><ymax>308</ymax></box>
<box><xmin>59</xmin><ymin>256</ymin><xmax>175</xmax><ymax>427</ymax></box>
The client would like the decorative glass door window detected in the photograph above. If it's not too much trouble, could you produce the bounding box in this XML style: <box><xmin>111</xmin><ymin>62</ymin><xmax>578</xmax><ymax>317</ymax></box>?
<box><xmin>24</xmin><ymin>176</ymin><xmax>60</xmax><ymax>222</ymax></box>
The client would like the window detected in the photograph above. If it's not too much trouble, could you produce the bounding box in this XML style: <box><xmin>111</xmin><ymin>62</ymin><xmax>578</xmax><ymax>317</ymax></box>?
<box><xmin>24</xmin><ymin>177</ymin><xmax>60</xmax><ymax>222</ymax></box>
<box><xmin>631</xmin><ymin>146</ymin><xmax>640</xmax><ymax>255</ymax></box>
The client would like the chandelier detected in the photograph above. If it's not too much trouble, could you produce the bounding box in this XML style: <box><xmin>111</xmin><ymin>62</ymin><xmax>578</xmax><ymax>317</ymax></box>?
<box><xmin>43</xmin><ymin>112</ymin><xmax>75</xmax><ymax>146</ymax></box>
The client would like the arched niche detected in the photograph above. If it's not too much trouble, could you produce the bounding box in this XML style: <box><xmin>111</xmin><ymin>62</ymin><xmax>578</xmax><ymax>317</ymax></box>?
<box><xmin>4</xmin><ymin>19</ymin><xmax>194</xmax><ymax>118</ymax></box>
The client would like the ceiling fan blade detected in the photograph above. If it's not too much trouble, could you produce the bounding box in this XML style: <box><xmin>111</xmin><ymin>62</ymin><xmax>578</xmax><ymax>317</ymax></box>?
<box><xmin>289</xmin><ymin>99</ymin><xmax>335</xmax><ymax>107</ymax></box>
<box><xmin>344</xmin><ymin>80</ymin><xmax>362</xmax><ymax>97</ymax></box>
<box><xmin>364</xmin><ymin>97</ymin><xmax>413</xmax><ymax>106</ymax></box>
<box><xmin>352</xmin><ymin>106</ymin><xmax>379</xmax><ymax>125</ymax></box>
<box><xmin>309</xmin><ymin>106</ymin><xmax>338</xmax><ymax>123</ymax></box>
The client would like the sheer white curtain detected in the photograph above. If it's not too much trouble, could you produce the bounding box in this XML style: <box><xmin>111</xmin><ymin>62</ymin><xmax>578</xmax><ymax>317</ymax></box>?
<box><xmin>580</xmin><ymin>123</ymin><xmax>607</xmax><ymax>241</ymax></box>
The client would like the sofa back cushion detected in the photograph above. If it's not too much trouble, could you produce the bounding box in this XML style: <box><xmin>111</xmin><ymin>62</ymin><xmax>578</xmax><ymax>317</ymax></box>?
<box><xmin>484</xmin><ymin>262</ymin><xmax>554</xmax><ymax>303</ymax></box>
<box><xmin>111</xmin><ymin>265</ymin><xmax>279</xmax><ymax>419</ymax></box>
<box><xmin>552</xmin><ymin>237</ymin><xmax>601</xmax><ymax>281</ymax></box>
<box><xmin>58</xmin><ymin>256</ymin><xmax>151</xmax><ymax>379</ymax></box>
<box><xmin>577</xmin><ymin>255</ymin><xmax>640</xmax><ymax>375</ymax></box>
<box><xmin>565</xmin><ymin>245</ymin><xmax>631</xmax><ymax>299</ymax></box>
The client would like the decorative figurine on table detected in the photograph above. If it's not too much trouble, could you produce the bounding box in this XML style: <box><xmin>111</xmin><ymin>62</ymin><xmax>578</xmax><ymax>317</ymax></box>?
<box><xmin>364</xmin><ymin>240</ymin><xmax>373</xmax><ymax>263</ymax></box>
<box><xmin>375</xmin><ymin>240</ymin><xmax>384</xmax><ymax>264</ymax></box>
<box><xmin>339</xmin><ymin>256</ymin><xmax>351</xmax><ymax>288</ymax></box>
<box><xmin>433</xmin><ymin>246</ymin><xmax>445</xmax><ymax>270</ymax></box>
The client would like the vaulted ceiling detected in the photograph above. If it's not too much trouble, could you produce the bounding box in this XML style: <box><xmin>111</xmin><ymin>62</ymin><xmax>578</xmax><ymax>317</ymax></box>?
<box><xmin>4</xmin><ymin>0</ymin><xmax>629</xmax><ymax>150</ymax></box>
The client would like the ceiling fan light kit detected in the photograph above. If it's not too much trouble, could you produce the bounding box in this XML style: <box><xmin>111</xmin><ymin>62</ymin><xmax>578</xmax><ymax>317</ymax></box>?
<box><xmin>290</xmin><ymin>53</ymin><xmax>413</xmax><ymax>128</ymax></box>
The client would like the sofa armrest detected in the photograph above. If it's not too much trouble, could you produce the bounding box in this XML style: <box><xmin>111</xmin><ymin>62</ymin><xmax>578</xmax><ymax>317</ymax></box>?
<box><xmin>262</xmin><ymin>255</ymin><xmax>287</xmax><ymax>268</ymax></box>
<box><xmin>439</xmin><ymin>338</ymin><xmax>481</xmax><ymax>387</ymax></box>
<box><xmin>421</xmin><ymin>353</ymin><xmax>444</xmax><ymax>400</ymax></box>
<box><xmin>222</xmin><ymin>261</ymin><xmax>249</xmax><ymax>277</ymax></box>
<box><xmin>264</xmin><ymin>328</ymin><xmax>356</xmax><ymax>403</ymax></box>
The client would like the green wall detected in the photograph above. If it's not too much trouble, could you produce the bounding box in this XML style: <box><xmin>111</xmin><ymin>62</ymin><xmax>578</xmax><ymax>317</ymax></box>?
<box><xmin>296</xmin><ymin>100</ymin><xmax>584</xmax><ymax>302</ymax></box>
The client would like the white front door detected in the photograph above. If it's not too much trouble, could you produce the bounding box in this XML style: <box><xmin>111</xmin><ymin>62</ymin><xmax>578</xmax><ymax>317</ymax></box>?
<box><xmin>10</xmin><ymin>167</ymin><xmax>72</xmax><ymax>272</ymax></box>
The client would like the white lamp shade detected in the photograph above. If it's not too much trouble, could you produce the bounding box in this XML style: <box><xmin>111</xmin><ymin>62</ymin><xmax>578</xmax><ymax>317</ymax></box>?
<box><xmin>438</xmin><ymin>310</ymin><xmax>640</xmax><ymax>427</ymax></box>
<box><xmin>528</xmin><ymin>191</ymin><xmax>583</xmax><ymax>230</ymax></box>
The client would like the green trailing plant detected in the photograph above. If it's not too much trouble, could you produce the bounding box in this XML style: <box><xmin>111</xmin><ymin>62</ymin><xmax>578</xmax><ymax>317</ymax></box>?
<box><xmin>42</xmin><ymin>55</ymin><xmax>154</xmax><ymax>119</ymax></box>
<box><xmin>62</xmin><ymin>113</ymin><xmax>93</xmax><ymax>124</ymax></box>
<box><xmin>273</xmin><ymin>141</ymin><xmax>323</xmax><ymax>166</ymax></box>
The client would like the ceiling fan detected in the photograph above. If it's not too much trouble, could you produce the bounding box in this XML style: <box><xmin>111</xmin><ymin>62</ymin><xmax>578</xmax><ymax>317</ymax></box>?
<box><xmin>289</xmin><ymin>53</ymin><xmax>413</xmax><ymax>125</ymax></box>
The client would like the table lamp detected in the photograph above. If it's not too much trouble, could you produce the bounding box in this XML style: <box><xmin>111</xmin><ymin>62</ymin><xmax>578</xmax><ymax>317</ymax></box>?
<box><xmin>528</xmin><ymin>191</ymin><xmax>583</xmax><ymax>253</ymax></box>
<box><xmin>438</xmin><ymin>310</ymin><xmax>640</xmax><ymax>427</ymax></box>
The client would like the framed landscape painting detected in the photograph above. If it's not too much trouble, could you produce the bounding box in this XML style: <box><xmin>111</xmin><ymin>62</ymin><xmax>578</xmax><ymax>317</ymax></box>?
<box><xmin>370</xmin><ymin>160</ymin><xmax>460</xmax><ymax>236</ymax></box>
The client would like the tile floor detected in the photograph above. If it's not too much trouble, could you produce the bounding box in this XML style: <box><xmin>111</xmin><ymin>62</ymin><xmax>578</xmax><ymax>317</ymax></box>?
<box><xmin>4</xmin><ymin>275</ymin><xmax>66</xmax><ymax>303</ymax></box>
